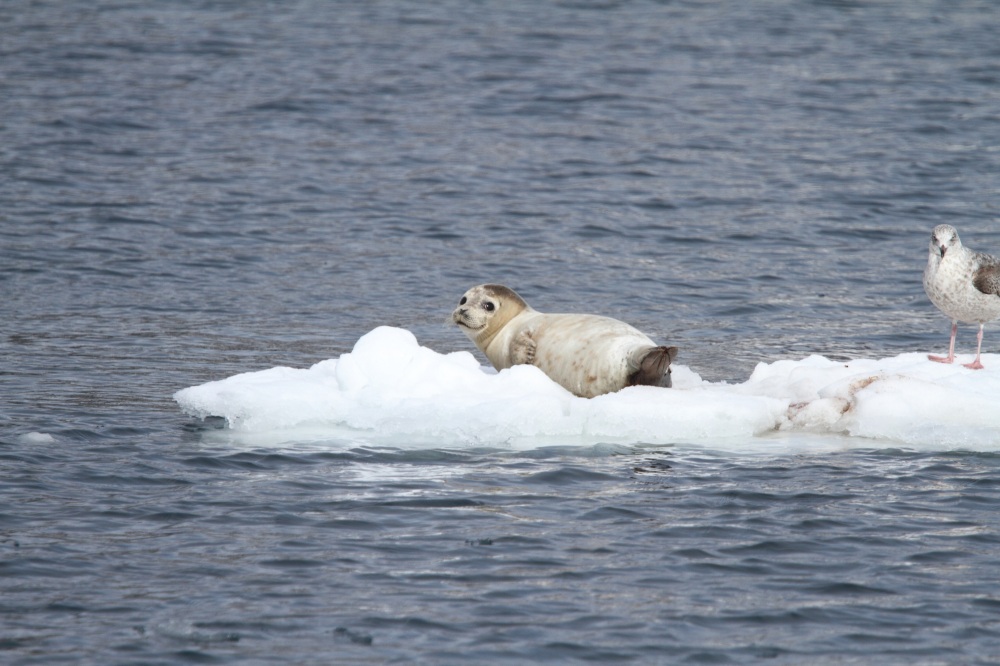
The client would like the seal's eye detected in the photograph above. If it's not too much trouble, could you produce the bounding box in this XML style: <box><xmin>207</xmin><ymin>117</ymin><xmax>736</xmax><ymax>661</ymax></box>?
<box><xmin>459</xmin><ymin>297</ymin><xmax>467</xmax><ymax>305</ymax></box>
<box><xmin>483</xmin><ymin>302</ymin><xmax>495</xmax><ymax>312</ymax></box>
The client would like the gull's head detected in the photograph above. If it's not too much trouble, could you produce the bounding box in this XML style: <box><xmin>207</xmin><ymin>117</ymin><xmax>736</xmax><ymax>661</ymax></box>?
<box><xmin>930</xmin><ymin>224</ymin><xmax>960</xmax><ymax>259</ymax></box>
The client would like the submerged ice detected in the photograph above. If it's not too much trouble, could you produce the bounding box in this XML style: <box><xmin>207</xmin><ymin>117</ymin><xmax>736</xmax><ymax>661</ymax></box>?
<box><xmin>174</xmin><ymin>326</ymin><xmax>1000</xmax><ymax>451</ymax></box>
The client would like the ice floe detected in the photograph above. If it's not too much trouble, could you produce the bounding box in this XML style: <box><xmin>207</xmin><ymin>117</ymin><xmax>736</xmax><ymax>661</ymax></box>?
<box><xmin>174</xmin><ymin>326</ymin><xmax>1000</xmax><ymax>451</ymax></box>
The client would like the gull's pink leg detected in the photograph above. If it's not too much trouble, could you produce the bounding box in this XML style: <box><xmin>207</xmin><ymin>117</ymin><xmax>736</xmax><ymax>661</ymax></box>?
<box><xmin>929</xmin><ymin>322</ymin><xmax>957</xmax><ymax>364</ymax></box>
<box><xmin>963</xmin><ymin>324</ymin><xmax>985</xmax><ymax>370</ymax></box>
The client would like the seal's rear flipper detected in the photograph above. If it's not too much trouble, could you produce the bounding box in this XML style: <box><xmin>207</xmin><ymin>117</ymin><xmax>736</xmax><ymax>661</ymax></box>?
<box><xmin>628</xmin><ymin>346</ymin><xmax>678</xmax><ymax>389</ymax></box>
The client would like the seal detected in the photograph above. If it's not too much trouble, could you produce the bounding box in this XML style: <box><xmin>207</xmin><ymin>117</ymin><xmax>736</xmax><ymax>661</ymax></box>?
<box><xmin>452</xmin><ymin>284</ymin><xmax>678</xmax><ymax>398</ymax></box>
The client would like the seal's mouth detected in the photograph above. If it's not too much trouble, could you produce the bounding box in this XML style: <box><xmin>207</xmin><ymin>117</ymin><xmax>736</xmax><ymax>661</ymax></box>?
<box><xmin>452</xmin><ymin>312</ymin><xmax>483</xmax><ymax>331</ymax></box>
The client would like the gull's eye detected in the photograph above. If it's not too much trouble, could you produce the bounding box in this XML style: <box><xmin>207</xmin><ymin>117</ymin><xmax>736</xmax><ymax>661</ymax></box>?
<box><xmin>483</xmin><ymin>302</ymin><xmax>495</xmax><ymax>312</ymax></box>
<box><xmin>459</xmin><ymin>296</ymin><xmax>467</xmax><ymax>305</ymax></box>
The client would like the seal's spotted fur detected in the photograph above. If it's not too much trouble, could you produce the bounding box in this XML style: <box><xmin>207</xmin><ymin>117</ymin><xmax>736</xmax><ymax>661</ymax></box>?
<box><xmin>453</xmin><ymin>284</ymin><xmax>677</xmax><ymax>398</ymax></box>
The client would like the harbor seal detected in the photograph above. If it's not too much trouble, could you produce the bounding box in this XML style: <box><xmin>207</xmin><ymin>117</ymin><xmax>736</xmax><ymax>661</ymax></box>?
<box><xmin>452</xmin><ymin>284</ymin><xmax>678</xmax><ymax>398</ymax></box>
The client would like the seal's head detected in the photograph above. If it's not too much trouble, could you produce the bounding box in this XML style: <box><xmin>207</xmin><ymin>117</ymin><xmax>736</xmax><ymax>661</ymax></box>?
<box><xmin>452</xmin><ymin>284</ymin><xmax>530</xmax><ymax>349</ymax></box>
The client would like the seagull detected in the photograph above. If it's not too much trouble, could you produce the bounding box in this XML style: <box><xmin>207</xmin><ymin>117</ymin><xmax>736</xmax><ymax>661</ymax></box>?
<box><xmin>923</xmin><ymin>224</ymin><xmax>1000</xmax><ymax>369</ymax></box>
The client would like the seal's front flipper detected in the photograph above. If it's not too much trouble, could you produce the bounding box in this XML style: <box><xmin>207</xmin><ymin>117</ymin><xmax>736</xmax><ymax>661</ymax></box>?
<box><xmin>510</xmin><ymin>329</ymin><xmax>537</xmax><ymax>366</ymax></box>
<box><xmin>628</xmin><ymin>346</ymin><xmax>678</xmax><ymax>388</ymax></box>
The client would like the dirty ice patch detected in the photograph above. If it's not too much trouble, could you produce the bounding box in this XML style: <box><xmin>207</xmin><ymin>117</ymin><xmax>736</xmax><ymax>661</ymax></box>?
<box><xmin>740</xmin><ymin>353</ymin><xmax>1000</xmax><ymax>449</ymax></box>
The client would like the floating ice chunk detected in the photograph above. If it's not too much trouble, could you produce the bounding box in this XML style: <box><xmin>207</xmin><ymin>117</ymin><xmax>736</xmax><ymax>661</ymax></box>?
<box><xmin>174</xmin><ymin>326</ymin><xmax>784</xmax><ymax>447</ymax></box>
<box><xmin>16</xmin><ymin>432</ymin><xmax>56</xmax><ymax>444</ymax></box>
<box><xmin>174</xmin><ymin>327</ymin><xmax>1000</xmax><ymax>451</ymax></box>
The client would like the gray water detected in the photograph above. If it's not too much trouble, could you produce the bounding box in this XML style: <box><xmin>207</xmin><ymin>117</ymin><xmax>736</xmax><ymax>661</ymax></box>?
<box><xmin>4</xmin><ymin>1</ymin><xmax>1000</xmax><ymax>663</ymax></box>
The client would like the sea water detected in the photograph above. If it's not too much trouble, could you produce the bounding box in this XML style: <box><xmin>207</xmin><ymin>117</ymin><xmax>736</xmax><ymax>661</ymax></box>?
<box><xmin>4</xmin><ymin>1</ymin><xmax>1000</xmax><ymax>663</ymax></box>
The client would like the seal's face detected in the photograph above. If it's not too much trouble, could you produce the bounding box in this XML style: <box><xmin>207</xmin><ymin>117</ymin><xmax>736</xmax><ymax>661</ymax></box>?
<box><xmin>452</xmin><ymin>285</ymin><xmax>503</xmax><ymax>331</ymax></box>
<box><xmin>452</xmin><ymin>284</ymin><xmax>529</xmax><ymax>344</ymax></box>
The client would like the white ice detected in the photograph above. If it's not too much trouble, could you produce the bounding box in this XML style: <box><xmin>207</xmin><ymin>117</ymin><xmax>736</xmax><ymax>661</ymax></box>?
<box><xmin>17</xmin><ymin>432</ymin><xmax>56</xmax><ymax>444</ymax></box>
<box><xmin>174</xmin><ymin>326</ymin><xmax>1000</xmax><ymax>452</ymax></box>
